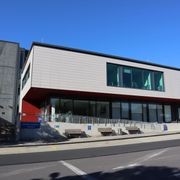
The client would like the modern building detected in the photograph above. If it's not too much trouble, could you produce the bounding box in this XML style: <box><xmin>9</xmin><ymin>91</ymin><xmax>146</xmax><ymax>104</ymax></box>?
<box><xmin>20</xmin><ymin>42</ymin><xmax>180</xmax><ymax>130</ymax></box>
<box><xmin>0</xmin><ymin>40</ymin><xmax>27</xmax><ymax>141</ymax></box>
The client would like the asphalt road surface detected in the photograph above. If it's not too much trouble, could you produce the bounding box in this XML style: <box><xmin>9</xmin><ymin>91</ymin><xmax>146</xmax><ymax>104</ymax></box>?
<box><xmin>2</xmin><ymin>138</ymin><xmax>180</xmax><ymax>166</ymax></box>
<box><xmin>1</xmin><ymin>145</ymin><xmax>180</xmax><ymax>180</ymax></box>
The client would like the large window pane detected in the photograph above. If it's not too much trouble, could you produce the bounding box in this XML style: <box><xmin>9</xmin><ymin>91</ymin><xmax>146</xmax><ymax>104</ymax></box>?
<box><xmin>50</xmin><ymin>98</ymin><xmax>60</xmax><ymax>121</ymax></box>
<box><xmin>89</xmin><ymin>101</ymin><xmax>96</xmax><ymax>117</ymax></box>
<box><xmin>157</xmin><ymin>104</ymin><xmax>163</xmax><ymax>123</ymax></box>
<box><xmin>74</xmin><ymin>100</ymin><xmax>89</xmax><ymax>116</ymax></box>
<box><xmin>143</xmin><ymin>70</ymin><xmax>152</xmax><ymax>90</ymax></box>
<box><xmin>123</xmin><ymin>67</ymin><xmax>132</xmax><ymax>88</ymax></box>
<box><xmin>142</xmin><ymin>104</ymin><xmax>148</xmax><ymax>122</ymax></box>
<box><xmin>148</xmin><ymin>104</ymin><xmax>157</xmax><ymax>122</ymax></box>
<box><xmin>112</xmin><ymin>102</ymin><xmax>121</xmax><ymax>119</ymax></box>
<box><xmin>22</xmin><ymin>65</ymin><xmax>30</xmax><ymax>89</ymax></box>
<box><xmin>121</xmin><ymin>102</ymin><xmax>129</xmax><ymax>119</ymax></box>
<box><xmin>107</xmin><ymin>63</ymin><xmax>119</xmax><ymax>86</ymax></box>
<box><xmin>132</xmin><ymin>68</ymin><xmax>143</xmax><ymax>89</ymax></box>
<box><xmin>97</xmin><ymin>101</ymin><xmax>109</xmax><ymax>118</ymax></box>
<box><xmin>60</xmin><ymin>99</ymin><xmax>73</xmax><ymax>114</ymax></box>
<box><xmin>107</xmin><ymin>63</ymin><xmax>165</xmax><ymax>92</ymax></box>
<box><xmin>154</xmin><ymin>72</ymin><xmax>164</xmax><ymax>91</ymax></box>
<box><xmin>131</xmin><ymin>103</ymin><xmax>142</xmax><ymax>121</ymax></box>
<box><xmin>164</xmin><ymin>105</ymin><xmax>172</xmax><ymax>123</ymax></box>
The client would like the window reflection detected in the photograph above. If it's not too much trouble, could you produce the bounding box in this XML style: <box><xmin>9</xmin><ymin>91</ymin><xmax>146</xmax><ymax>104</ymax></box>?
<box><xmin>50</xmin><ymin>98</ymin><xmax>59</xmax><ymax>121</ymax></box>
<box><xmin>107</xmin><ymin>63</ymin><xmax>164</xmax><ymax>91</ymax></box>
<box><xmin>121</xmin><ymin>102</ymin><xmax>129</xmax><ymax>119</ymax></box>
<box><xmin>148</xmin><ymin>104</ymin><xmax>157</xmax><ymax>122</ymax></box>
<box><xmin>112</xmin><ymin>102</ymin><xmax>121</xmax><ymax>119</ymax></box>
<box><xmin>123</xmin><ymin>67</ymin><xmax>132</xmax><ymax>88</ymax></box>
<box><xmin>60</xmin><ymin>99</ymin><xmax>73</xmax><ymax>114</ymax></box>
<box><xmin>154</xmin><ymin>72</ymin><xmax>164</xmax><ymax>91</ymax></box>
<box><xmin>74</xmin><ymin>100</ymin><xmax>89</xmax><ymax>116</ymax></box>
<box><xmin>96</xmin><ymin>101</ymin><xmax>109</xmax><ymax>118</ymax></box>
<box><xmin>131</xmin><ymin>103</ymin><xmax>142</xmax><ymax>121</ymax></box>
<box><xmin>132</xmin><ymin>68</ymin><xmax>143</xmax><ymax>89</ymax></box>
<box><xmin>48</xmin><ymin>98</ymin><xmax>172</xmax><ymax>123</ymax></box>
<box><xmin>164</xmin><ymin>105</ymin><xmax>172</xmax><ymax>122</ymax></box>
<box><xmin>143</xmin><ymin>70</ymin><xmax>152</xmax><ymax>90</ymax></box>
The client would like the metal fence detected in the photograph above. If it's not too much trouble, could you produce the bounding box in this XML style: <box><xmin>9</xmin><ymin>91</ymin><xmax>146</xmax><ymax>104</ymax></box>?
<box><xmin>39</xmin><ymin>113</ymin><xmax>162</xmax><ymax>131</ymax></box>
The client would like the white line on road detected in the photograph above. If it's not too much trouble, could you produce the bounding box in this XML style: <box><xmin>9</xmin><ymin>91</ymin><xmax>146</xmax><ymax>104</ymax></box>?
<box><xmin>113</xmin><ymin>163</ymin><xmax>140</xmax><ymax>170</ymax></box>
<box><xmin>0</xmin><ymin>164</ymin><xmax>55</xmax><ymax>177</ymax></box>
<box><xmin>113</xmin><ymin>148</ymin><xmax>168</xmax><ymax>170</ymax></box>
<box><xmin>60</xmin><ymin>160</ymin><xmax>96</xmax><ymax>180</ymax></box>
<box><xmin>136</xmin><ymin>148</ymin><xmax>169</xmax><ymax>164</ymax></box>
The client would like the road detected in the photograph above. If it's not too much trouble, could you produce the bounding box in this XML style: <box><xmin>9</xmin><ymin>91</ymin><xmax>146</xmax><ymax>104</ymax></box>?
<box><xmin>2</xmin><ymin>138</ymin><xmax>180</xmax><ymax>166</ymax></box>
<box><xmin>1</xmin><ymin>145</ymin><xmax>180</xmax><ymax>180</ymax></box>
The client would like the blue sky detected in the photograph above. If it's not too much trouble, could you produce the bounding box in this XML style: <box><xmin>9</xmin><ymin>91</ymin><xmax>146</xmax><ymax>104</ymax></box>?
<box><xmin>1</xmin><ymin>0</ymin><xmax>180</xmax><ymax>67</ymax></box>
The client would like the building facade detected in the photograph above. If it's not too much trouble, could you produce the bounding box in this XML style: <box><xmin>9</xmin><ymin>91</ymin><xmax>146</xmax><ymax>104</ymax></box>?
<box><xmin>20</xmin><ymin>42</ymin><xmax>180</xmax><ymax>125</ymax></box>
<box><xmin>0</xmin><ymin>40</ymin><xmax>27</xmax><ymax>141</ymax></box>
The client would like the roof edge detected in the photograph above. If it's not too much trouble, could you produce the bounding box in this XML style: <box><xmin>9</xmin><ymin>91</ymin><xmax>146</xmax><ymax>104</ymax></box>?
<box><xmin>0</xmin><ymin>40</ymin><xmax>20</xmax><ymax>46</ymax></box>
<box><xmin>29</xmin><ymin>41</ymin><xmax>180</xmax><ymax>71</ymax></box>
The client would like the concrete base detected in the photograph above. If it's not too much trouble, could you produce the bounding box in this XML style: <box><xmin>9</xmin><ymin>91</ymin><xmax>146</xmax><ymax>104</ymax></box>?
<box><xmin>19</xmin><ymin>121</ymin><xmax>180</xmax><ymax>141</ymax></box>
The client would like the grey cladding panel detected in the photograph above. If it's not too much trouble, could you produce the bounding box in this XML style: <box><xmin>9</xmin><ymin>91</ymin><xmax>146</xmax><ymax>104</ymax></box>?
<box><xmin>0</xmin><ymin>41</ymin><xmax>19</xmax><ymax>124</ymax></box>
<box><xmin>0</xmin><ymin>67</ymin><xmax>15</xmax><ymax>95</ymax></box>
<box><xmin>0</xmin><ymin>42</ymin><xmax>18</xmax><ymax>67</ymax></box>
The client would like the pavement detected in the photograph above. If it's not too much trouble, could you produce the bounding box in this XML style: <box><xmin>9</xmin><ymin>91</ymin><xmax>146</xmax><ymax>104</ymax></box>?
<box><xmin>1</xmin><ymin>131</ymin><xmax>180</xmax><ymax>155</ymax></box>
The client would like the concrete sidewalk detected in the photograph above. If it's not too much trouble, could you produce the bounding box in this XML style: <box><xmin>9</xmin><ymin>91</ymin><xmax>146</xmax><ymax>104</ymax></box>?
<box><xmin>1</xmin><ymin>131</ymin><xmax>180</xmax><ymax>155</ymax></box>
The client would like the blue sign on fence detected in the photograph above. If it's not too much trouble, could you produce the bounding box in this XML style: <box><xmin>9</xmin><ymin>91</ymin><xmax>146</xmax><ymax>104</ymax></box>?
<box><xmin>163</xmin><ymin>124</ymin><xmax>168</xmax><ymax>131</ymax></box>
<box><xmin>87</xmin><ymin>125</ymin><xmax>92</xmax><ymax>130</ymax></box>
<box><xmin>21</xmin><ymin>122</ymin><xmax>40</xmax><ymax>129</ymax></box>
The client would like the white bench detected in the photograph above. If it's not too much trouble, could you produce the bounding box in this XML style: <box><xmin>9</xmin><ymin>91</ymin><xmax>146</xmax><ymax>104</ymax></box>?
<box><xmin>126</xmin><ymin>126</ymin><xmax>141</xmax><ymax>134</ymax></box>
<box><xmin>98</xmin><ymin>128</ymin><xmax>113</xmax><ymax>136</ymax></box>
<box><xmin>65</xmin><ymin>129</ymin><xmax>82</xmax><ymax>138</ymax></box>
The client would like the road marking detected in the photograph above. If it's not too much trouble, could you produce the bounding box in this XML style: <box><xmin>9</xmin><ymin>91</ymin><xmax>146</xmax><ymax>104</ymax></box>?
<box><xmin>60</xmin><ymin>160</ymin><xmax>96</xmax><ymax>180</ymax></box>
<box><xmin>113</xmin><ymin>148</ymin><xmax>168</xmax><ymax>170</ymax></box>
<box><xmin>136</xmin><ymin>148</ymin><xmax>168</xmax><ymax>164</ymax></box>
<box><xmin>113</xmin><ymin>163</ymin><xmax>139</xmax><ymax>170</ymax></box>
<box><xmin>0</xmin><ymin>164</ymin><xmax>55</xmax><ymax>177</ymax></box>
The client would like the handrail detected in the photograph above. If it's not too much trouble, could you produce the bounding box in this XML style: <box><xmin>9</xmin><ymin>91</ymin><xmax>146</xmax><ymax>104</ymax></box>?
<box><xmin>38</xmin><ymin>113</ymin><xmax>162</xmax><ymax>131</ymax></box>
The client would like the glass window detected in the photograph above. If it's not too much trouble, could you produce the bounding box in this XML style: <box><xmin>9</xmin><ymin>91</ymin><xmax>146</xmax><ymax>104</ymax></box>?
<box><xmin>74</xmin><ymin>100</ymin><xmax>89</xmax><ymax>116</ymax></box>
<box><xmin>107</xmin><ymin>63</ymin><xmax>164</xmax><ymax>92</ymax></box>
<box><xmin>97</xmin><ymin>101</ymin><xmax>109</xmax><ymax>118</ymax></box>
<box><xmin>157</xmin><ymin>104</ymin><xmax>163</xmax><ymax>123</ymax></box>
<box><xmin>107</xmin><ymin>63</ymin><xmax>119</xmax><ymax>86</ymax></box>
<box><xmin>178</xmin><ymin>107</ymin><xmax>180</xmax><ymax>121</ymax></box>
<box><xmin>132</xmin><ymin>68</ymin><xmax>143</xmax><ymax>89</ymax></box>
<box><xmin>154</xmin><ymin>72</ymin><xmax>164</xmax><ymax>91</ymax></box>
<box><xmin>60</xmin><ymin>99</ymin><xmax>73</xmax><ymax>114</ymax></box>
<box><xmin>123</xmin><ymin>67</ymin><xmax>132</xmax><ymax>88</ymax></box>
<box><xmin>143</xmin><ymin>70</ymin><xmax>152</xmax><ymax>90</ymax></box>
<box><xmin>50</xmin><ymin>98</ymin><xmax>60</xmax><ymax>121</ymax></box>
<box><xmin>148</xmin><ymin>104</ymin><xmax>157</xmax><ymax>122</ymax></box>
<box><xmin>142</xmin><ymin>104</ymin><xmax>148</xmax><ymax>122</ymax></box>
<box><xmin>164</xmin><ymin>105</ymin><xmax>172</xmax><ymax>123</ymax></box>
<box><xmin>121</xmin><ymin>102</ymin><xmax>129</xmax><ymax>119</ymax></box>
<box><xmin>22</xmin><ymin>65</ymin><xmax>30</xmax><ymax>89</ymax></box>
<box><xmin>112</xmin><ymin>102</ymin><xmax>121</xmax><ymax>119</ymax></box>
<box><xmin>131</xmin><ymin>103</ymin><xmax>142</xmax><ymax>121</ymax></box>
<box><xmin>89</xmin><ymin>101</ymin><xmax>96</xmax><ymax>117</ymax></box>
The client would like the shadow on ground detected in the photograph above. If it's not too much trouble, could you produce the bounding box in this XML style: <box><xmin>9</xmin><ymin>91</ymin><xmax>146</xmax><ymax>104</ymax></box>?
<box><xmin>20</xmin><ymin>122</ymin><xmax>68</xmax><ymax>143</ymax></box>
<box><xmin>31</xmin><ymin>165</ymin><xmax>180</xmax><ymax>180</ymax></box>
